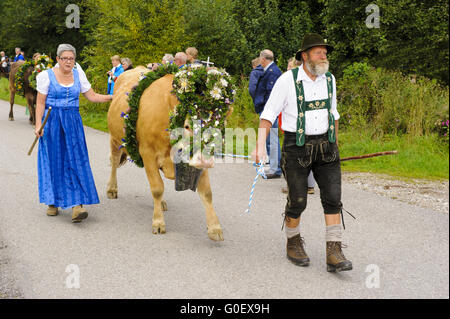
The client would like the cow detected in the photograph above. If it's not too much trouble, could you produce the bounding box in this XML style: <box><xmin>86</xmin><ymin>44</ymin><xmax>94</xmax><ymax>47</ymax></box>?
<box><xmin>8</xmin><ymin>60</ymin><xmax>37</xmax><ymax>124</ymax></box>
<box><xmin>107</xmin><ymin>66</ymin><xmax>224</xmax><ymax>241</ymax></box>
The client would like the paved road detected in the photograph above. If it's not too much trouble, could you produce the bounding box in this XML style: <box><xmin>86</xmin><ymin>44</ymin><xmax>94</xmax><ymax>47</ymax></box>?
<box><xmin>0</xmin><ymin>100</ymin><xmax>448</xmax><ymax>299</ymax></box>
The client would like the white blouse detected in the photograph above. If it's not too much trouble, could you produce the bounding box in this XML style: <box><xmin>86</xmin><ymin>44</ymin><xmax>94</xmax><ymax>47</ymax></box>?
<box><xmin>36</xmin><ymin>63</ymin><xmax>91</xmax><ymax>95</ymax></box>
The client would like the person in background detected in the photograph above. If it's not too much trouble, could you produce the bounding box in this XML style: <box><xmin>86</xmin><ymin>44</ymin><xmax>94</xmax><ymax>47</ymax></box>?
<box><xmin>107</xmin><ymin>55</ymin><xmax>124</xmax><ymax>95</ymax></box>
<box><xmin>186</xmin><ymin>47</ymin><xmax>201</xmax><ymax>65</ymax></box>
<box><xmin>121</xmin><ymin>58</ymin><xmax>133</xmax><ymax>71</ymax></box>
<box><xmin>255</xmin><ymin>49</ymin><xmax>282</xmax><ymax>179</ymax></box>
<box><xmin>32</xmin><ymin>53</ymin><xmax>42</xmax><ymax>62</ymax></box>
<box><xmin>14</xmin><ymin>48</ymin><xmax>25</xmax><ymax>62</ymax></box>
<box><xmin>0</xmin><ymin>51</ymin><xmax>10</xmax><ymax>74</ymax></box>
<box><xmin>174</xmin><ymin>52</ymin><xmax>187</xmax><ymax>68</ymax></box>
<box><xmin>162</xmin><ymin>53</ymin><xmax>174</xmax><ymax>64</ymax></box>
<box><xmin>249</xmin><ymin>57</ymin><xmax>264</xmax><ymax>105</ymax></box>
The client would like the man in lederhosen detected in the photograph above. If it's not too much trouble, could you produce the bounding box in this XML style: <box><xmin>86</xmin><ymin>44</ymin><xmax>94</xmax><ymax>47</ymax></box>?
<box><xmin>253</xmin><ymin>34</ymin><xmax>352</xmax><ymax>272</ymax></box>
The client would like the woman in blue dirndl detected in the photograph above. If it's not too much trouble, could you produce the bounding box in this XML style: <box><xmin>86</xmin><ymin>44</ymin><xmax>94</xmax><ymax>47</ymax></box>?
<box><xmin>35</xmin><ymin>44</ymin><xmax>113</xmax><ymax>222</ymax></box>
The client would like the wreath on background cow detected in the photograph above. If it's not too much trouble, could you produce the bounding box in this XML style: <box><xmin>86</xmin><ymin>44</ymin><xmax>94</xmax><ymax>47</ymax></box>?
<box><xmin>14</xmin><ymin>55</ymin><xmax>53</xmax><ymax>97</ymax></box>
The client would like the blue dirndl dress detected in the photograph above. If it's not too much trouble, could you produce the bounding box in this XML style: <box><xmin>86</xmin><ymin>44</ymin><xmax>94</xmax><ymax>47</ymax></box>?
<box><xmin>37</xmin><ymin>68</ymin><xmax>99</xmax><ymax>209</ymax></box>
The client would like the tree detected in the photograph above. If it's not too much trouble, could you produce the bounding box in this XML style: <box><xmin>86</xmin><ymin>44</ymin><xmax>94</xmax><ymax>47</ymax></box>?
<box><xmin>0</xmin><ymin>0</ymin><xmax>89</xmax><ymax>59</ymax></box>
<box><xmin>80</xmin><ymin>0</ymin><xmax>189</xmax><ymax>91</ymax></box>
<box><xmin>322</xmin><ymin>0</ymin><xmax>449</xmax><ymax>84</ymax></box>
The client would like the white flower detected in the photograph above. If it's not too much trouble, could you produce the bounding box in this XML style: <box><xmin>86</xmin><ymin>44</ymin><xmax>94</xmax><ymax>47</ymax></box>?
<box><xmin>210</xmin><ymin>86</ymin><xmax>222</xmax><ymax>100</ymax></box>
<box><xmin>220</xmin><ymin>78</ymin><xmax>228</xmax><ymax>87</ymax></box>
<box><xmin>214</xmin><ymin>120</ymin><xmax>219</xmax><ymax>126</ymax></box>
<box><xmin>191</xmin><ymin>64</ymin><xmax>203</xmax><ymax>69</ymax></box>
<box><xmin>207</xmin><ymin>69</ymin><xmax>220</xmax><ymax>75</ymax></box>
<box><xmin>175</xmin><ymin>70</ymin><xmax>187</xmax><ymax>78</ymax></box>
<box><xmin>180</xmin><ymin>79</ymin><xmax>189</xmax><ymax>91</ymax></box>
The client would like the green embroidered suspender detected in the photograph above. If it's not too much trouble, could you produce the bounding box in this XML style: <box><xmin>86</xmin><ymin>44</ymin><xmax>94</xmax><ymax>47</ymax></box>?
<box><xmin>292</xmin><ymin>68</ymin><xmax>336</xmax><ymax>146</ymax></box>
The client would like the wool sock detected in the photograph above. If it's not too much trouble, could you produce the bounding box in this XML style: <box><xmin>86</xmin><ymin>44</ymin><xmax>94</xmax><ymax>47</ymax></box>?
<box><xmin>326</xmin><ymin>224</ymin><xmax>343</xmax><ymax>242</ymax></box>
<box><xmin>285</xmin><ymin>223</ymin><xmax>300</xmax><ymax>239</ymax></box>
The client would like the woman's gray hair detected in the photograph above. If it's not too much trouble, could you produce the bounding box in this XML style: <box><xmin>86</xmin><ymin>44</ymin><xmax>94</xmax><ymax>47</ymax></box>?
<box><xmin>121</xmin><ymin>57</ymin><xmax>132</xmax><ymax>66</ymax></box>
<box><xmin>57</xmin><ymin>44</ymin><xmax>76</xmax><ymax>58</ymax></box>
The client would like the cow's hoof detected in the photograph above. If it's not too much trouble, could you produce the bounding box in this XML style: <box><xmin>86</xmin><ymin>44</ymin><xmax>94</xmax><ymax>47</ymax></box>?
<box><xmin>107</xmin><ymin>189</ymin><xmax>118</xmax><ymax>199</ymax></box>
<box><xmin>152</xmin><ymin>221</ymin><xmax>166</xmax><ymax>234</ymax></box>
<box><xmin>207</xmin><ymin>227</ymin><xmax>224</xmax><ymax>241</ymax></box>
<box><xmin>8</xmin><ymin>117</ymin><xmax>14</xmax><ymax>121</ymax></box>
<box><xmin>161</xmin><ymin>200</ymin><xmax>168</xmax><ymax>211</ymax></box>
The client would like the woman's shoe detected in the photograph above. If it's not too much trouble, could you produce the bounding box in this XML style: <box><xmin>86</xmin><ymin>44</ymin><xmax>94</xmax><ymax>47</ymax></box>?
<box><xmin>72</xmin><ymin>205</ymin><xmax>88</xmax><ymax>223</ymax></box>
<box><xmin>46</xmin><ymin>205</ymin><xmax>59</xmax><ymax>216</ymax></box>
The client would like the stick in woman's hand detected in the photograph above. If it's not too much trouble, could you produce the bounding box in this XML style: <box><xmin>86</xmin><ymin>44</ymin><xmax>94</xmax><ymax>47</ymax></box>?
<box><xmin>27</xmin><ymin>107</ymin><xmax>52</xmax><ymax>156</ymax></box>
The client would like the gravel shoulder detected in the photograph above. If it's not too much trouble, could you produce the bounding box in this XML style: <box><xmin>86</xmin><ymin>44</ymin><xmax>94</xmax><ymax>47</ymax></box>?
<box><xmin>342</xmin><ymin>172</ymin><xmax>449</xmax><ymax>214</ymax></box>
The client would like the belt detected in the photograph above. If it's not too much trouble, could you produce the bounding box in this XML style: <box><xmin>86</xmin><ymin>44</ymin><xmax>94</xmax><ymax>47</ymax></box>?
<box><xmin>284</xmin><ymin>131</ymin><xmax>328</xmax><ymax>141</ymax></box>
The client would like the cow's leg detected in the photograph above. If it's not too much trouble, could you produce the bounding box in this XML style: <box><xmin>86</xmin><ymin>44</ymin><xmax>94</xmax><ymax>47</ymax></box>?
<box><xmin>8</xmin><ymin>90</ymin><xmax>14</xmax><ymax>121</ymax></box>
<box><xmin>197</xmin><ymin>169</ymin><xmax>224</xmax><ymax>241</ymax></box>
<box><xmin>26</xmin><ymin>95</ymin><xmax>35</xmax><ymax>125</ymax></box>
<box><xmin>142</xmin><ymin>153</ymin><xmax>166</xmax><ymax>234</ymax></box>
<box><xmin>106</xmin><ymin>137</ymin><xmax>122</xmax><ymax>199</ymax></box>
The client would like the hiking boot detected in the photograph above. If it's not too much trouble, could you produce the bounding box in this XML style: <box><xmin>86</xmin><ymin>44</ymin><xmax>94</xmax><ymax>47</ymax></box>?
<box><xmin>286</xmin><ymin>234</ymin><xmax>310</xmax><ymax>266</ymax></box>
<box><xmin>72</xmin><ymin>205</ymin><xmax>88</xmax><ymax>223</ymax></box>
<box><xmin>326</xmin><ymin>241</ymin><xmax>352</xmax><ymax>272</ymax></box>
<box><xmin>46</xmin><ymin>205</ymin><xmax>59</xmax><ymax>216</ymax></box>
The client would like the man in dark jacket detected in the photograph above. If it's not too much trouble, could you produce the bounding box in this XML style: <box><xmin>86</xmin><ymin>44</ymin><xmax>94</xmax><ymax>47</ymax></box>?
<box><xmin>255</xmin><ymin>49</ymin><xmax>282</xmax><ymax>178</ymax></box>
<box><xmin>249</xmin><ymin>57</ymin><xmax>264</xmax><ymax>107</ymax></box>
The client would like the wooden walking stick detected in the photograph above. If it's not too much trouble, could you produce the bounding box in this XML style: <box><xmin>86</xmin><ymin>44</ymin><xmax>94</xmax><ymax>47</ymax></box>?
<box><xmin>340</xmin><ymin>150</ymin><xmax>398</xmax><ymax>162</ymax></box>
<box><xmin>27</xmin><ymin>107</ymin><xmax>52</xmax><ymax>156</ymax></box>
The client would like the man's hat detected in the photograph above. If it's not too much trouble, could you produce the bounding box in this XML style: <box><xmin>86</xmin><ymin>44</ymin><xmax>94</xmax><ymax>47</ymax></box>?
<box><xmin>295</xmin><ymin>33</ymin><xmax>333</xmax><ymax>61</ymax></box>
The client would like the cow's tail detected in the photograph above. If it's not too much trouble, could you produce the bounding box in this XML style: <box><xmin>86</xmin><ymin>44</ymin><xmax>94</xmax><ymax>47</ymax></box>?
<box><xmin>118</xmin><ymin>152</ymin><xmax>128</xmax><ymax>167</ymax></box>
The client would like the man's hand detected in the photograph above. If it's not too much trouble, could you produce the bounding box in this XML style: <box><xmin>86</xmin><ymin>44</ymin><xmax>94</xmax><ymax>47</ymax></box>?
<box><xmin>251</xmin><ymin>144</ymin><xmax>268</xmax><ymax>164</ymax></box>
<box><xmin>252</xmin><ymin>119</ymin><xmax>272</xmax><ymax>164</ymax></box>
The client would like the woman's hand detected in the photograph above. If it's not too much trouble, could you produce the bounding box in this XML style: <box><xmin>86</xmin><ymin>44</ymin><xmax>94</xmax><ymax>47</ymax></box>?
<box><xmin>35</xmin><ymin>125</ymin><xmax>44</xmax><ymax>137</ymax></box>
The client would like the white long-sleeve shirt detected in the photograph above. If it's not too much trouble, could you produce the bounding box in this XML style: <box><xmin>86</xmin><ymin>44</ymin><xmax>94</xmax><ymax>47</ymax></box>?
<box><xmin>260</xmin><ymin>64</ymin><xmax>339</xmax><ymax>135</ymax></box>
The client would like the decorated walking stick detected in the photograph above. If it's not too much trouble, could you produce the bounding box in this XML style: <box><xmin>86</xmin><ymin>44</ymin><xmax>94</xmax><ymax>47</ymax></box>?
<box><xmin>27</xmin><ymin>107</ymin><xmax>52</xmax><ymax>156</ymax></box>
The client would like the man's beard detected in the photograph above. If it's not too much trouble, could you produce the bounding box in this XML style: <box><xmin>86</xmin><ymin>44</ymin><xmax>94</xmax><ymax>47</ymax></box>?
<box><xmin>305</xmin><ymin>59</ymin><xmax>329</xmax><ymax>76</ymax></box>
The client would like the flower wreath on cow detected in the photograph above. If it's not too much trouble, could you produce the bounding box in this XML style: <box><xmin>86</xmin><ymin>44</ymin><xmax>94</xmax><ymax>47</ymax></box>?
<box><xmin>121</xmin><ymin>63</ymin><xmax>236</xmax><ymax>171</ymax></box>
<box><xmin>15</xmin><ymin>55</ymin><xmax>53</xmax><ymax>97</ymax></box>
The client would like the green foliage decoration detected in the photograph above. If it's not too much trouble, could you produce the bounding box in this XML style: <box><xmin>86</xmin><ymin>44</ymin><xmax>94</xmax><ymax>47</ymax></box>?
<box><xmin>121</xmin><ymin>62</ymin><xmax>179</xmax><ymax>168</ymax></box>
<box><xmin>14</xmin><ymin>60</ymin><xmax>34</xmax><ymax>97</ymax></box>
